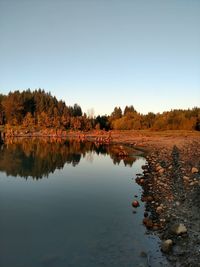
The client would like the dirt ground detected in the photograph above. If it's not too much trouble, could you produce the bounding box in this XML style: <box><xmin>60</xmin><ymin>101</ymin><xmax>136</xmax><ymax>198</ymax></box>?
<box><xmin>84</xmin><ymin>129</ymin><xmax>199</xmax><ymax>149</ymax></box>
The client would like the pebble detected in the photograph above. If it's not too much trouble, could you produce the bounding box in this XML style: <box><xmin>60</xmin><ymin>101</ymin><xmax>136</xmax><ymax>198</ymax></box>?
<box><xmin>159</xmin><ymin>168</ymin><xmax>165</xmax><ymax>174</ymax></box>
<box><xmin>132</xmin><ymin>200</ymin><xmax>140</xmax><ymax>208</ymax></box>
<box><xmin>191</xmin><ymin>167</ymin><xmax>198</xmax><ymax>173</ymax></box>
<box><xmin>143</xmin><ymin>218</ymin><xmax>153</xmax><ymax>229</ymax></box>
<box><xmin>156</xmin><ymin>206</ymin><xmax>163</xmax><ymax>214</ymax></box>
<box><xmin>183</xmin><ymin>176</ymin><xmax>190</xmax><ymax>182</ymax></box>
<box><xmin>140</xmin><ymin>179</ymin><xmax>144</xmax><ymax>185</ymax></box>
<box><xmin>171</xmin><ymin>223</ymin><xmax>187</xmax><ymax>235</ymax></box>
<box><xmin>147</xmin><ymin>196</ymin><xmax>153</xmax><ymax>202</ymax></box>
<box><xmin>160</xmin><ymin>218</ymin><xmax>166</xmax><ymax>222</ymax></box>
<box><xmin>161</xmin><ymin>239</ymin><xmax>173</xmax><ymax>253</ymax></box>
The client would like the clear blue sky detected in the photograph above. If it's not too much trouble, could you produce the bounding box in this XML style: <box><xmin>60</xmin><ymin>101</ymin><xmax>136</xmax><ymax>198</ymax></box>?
<box><xmin>0</xmin><ymin>0</ymin><xmax>199</xmax><ymax>115</ymax></box>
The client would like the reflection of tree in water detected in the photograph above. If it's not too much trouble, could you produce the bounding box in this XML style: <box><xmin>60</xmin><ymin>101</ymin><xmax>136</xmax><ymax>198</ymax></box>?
<box><xmin>0</xmin><ymin>138</ymin><xmax>137</xmax><ymax>179</ymax></box>
<box><xmin>85</xmin><ymin>151</ymin><xmax>94</xmax><ymax>163</ymax></box>
<box><xmin>106</xmin><ymin>145</ymin><xmax>137</xmax><ymax>167</ymax></box>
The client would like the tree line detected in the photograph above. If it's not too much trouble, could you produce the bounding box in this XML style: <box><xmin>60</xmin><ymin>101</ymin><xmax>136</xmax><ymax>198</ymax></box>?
<box><xmin>0</xmin><ymin>89</ymin><xmax>199</xmax><ymax>131</ymax></box>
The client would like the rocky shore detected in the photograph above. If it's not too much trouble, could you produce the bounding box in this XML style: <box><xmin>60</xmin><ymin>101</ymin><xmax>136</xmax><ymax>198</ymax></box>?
<box><xmin>136</xmin><ymin>140</ymin><xmax>200</xmax><ymax>267</ymax></box>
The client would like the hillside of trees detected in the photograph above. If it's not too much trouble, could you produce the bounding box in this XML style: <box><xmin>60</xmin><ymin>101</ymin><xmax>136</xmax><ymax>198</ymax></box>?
<box><xmin>0</xmin><ymin>89</ymin><xmax>199</xmax><ymax>131</ymax></box>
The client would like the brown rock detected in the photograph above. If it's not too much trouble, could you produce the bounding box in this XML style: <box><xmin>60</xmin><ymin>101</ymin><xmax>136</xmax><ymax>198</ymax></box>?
<box><xmin>146</xmin><ymin>196</ymin><xmax>153</xmax><ymax>202</ymax></box>
<box><xmin>139</xmin><ymin>178</ymin><xmax>144</xmax><ymax>185</ymax></box>
<box><xmin>183</xmin><ymin>176</ymin><xmax>190</xmax><ymax>182</ymax></box>
<box><xmin>143</xmin><ymin>218</ymin><xmax>153</xmax><ymax>229</ymax></box>
<box><xmin>191</xmin><ymin>167</ymin><xmax>199</xmax><ymax>173</ymax></box>
<box><xmin>146</xmin><ymin>220</ymin><xmax>153</xmax><ymax>229</ymax></box>
<box><xmin>132</xmin><ymin>200</ymin><xmax>140</xmax><ymax>208</ymax></box>
<box><xmin>158</xmin><ymin>168</ymin><xmax>165</xmax><ymax>174</ymax></box>
<box><xmin>156</xmin><ymin>206</ymin><xmax>163</xmax><ymax>214</ymax></box>
<box><xmin>156</xmin><ymin>165</ymin><xmax>162</xmax><ymax>171</ymax></box>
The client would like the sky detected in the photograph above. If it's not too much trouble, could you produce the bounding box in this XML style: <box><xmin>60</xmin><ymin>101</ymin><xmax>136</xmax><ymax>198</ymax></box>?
<box><xmin>0</xmin><ymin>0</ymin><xmax>200</xmax><ymax>116</ymax></box>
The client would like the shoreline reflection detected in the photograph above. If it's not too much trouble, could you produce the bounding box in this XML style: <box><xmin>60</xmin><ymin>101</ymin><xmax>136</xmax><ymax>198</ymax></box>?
<box><xmin>0</xmin><ymin>138</ymin><xmax>137</xmax><ymax>179</ymax></box>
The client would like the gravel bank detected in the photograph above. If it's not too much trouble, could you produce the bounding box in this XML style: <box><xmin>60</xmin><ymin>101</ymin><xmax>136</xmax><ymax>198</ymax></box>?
<box><xmin>136</xmin><ymin>139</ymin><xmax>200</xmax><ymax>267</ymax></box>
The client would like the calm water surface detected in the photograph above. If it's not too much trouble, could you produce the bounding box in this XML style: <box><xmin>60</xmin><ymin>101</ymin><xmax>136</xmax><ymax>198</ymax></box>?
<box><xmin>0</xmin><ymin>139</ymin><xmax>164</xmax><ymax>267</ymax></box>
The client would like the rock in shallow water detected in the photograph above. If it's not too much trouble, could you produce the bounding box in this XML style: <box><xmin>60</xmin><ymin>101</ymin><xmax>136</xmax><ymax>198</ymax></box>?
<box><xmin>132</xmin><ymin>200</ymin><xmax>140</xmax><ymax>208</ymax></box>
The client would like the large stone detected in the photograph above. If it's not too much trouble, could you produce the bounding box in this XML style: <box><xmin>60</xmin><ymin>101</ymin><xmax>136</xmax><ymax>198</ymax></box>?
<box><xmin>191</xmin><ymin>167</ymin><xmax>199</xmax><ymax>173</ymax></box>
<box><xmin>171</xmin><ymin>223</ymin><xmax>187</xmax><ymax>235</ymax></box>
<box><xmin>161</xmin><ymin>239</ymin><xmax>173</xmax><ymax>253</ymax></box>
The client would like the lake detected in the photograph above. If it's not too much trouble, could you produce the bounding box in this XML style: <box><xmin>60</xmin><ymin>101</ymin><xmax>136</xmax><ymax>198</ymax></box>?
<box><xmin>0</xmin><ymin>138</ymin><xmax>166</xmax><ymax>267</ymax></box>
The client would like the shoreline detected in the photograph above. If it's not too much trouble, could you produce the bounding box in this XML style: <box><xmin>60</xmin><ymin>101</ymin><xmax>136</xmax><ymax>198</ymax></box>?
<box><xmin>133</xmin><ymin>134</ymin><xmax>200</xmax><ymax>266</ymax></box>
